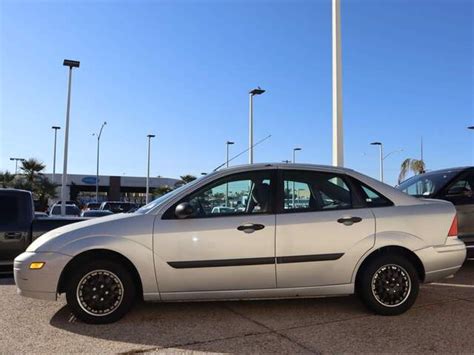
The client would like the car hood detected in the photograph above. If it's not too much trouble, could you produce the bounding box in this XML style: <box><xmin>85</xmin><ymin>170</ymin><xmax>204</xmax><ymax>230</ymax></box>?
<box><xmin>27</xmin><ymin>213</ymin><xmax>142</xmax><ymax>253</ymax></box>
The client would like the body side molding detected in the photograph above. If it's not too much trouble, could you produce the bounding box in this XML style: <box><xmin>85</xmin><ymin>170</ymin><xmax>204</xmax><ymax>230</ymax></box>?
<box><xmin>168</xmin><ymin>253</ymin><xmax>344</xmax><ymax>269</ymax></box>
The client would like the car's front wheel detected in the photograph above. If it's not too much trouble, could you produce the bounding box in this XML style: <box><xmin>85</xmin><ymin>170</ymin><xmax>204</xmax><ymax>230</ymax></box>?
<box><xmin>357</xmin><ymin>254</ymin><xmax>419</xmax><ymax>316</ymax></box>
<box><xmin>66</xmin><ymin>260</ymin><xmax>136</xmax><ymax>324</ymax></box>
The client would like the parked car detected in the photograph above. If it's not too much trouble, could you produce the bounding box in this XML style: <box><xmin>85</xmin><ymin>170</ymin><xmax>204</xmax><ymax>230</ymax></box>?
<box><xmin>211</xmin><ymin>206</ymin><xmax>236</xmax><ymax>214</ymax></box>
<box><xmin>80</xmin><ymin>210</ymin><xmax>114</xmax><ymax>218</ymax></box>
<box><xmin>49</xmin><ymin>204</ymin><xmax>81</xmax><ymax>217</ymax></box>
<box><xmin>100</xmin><ymin>201</ymin><xmax>136</xmax><ymax>213</ymax></box>
<box><xmin>397</xmin><ymin>167</ymin><xmax>473</xmax><ymax>257</ymax></box>
<box><xmin>0</xmin><ymin>189</ymin><xmax>84</xmax><ymax>271</ymax></box>
<box><xmin>34</xmin><ymin>212</ymin><xmax>49</xmax><ymax>218</ymax></box>
<box><xmin>82</xmin><ymin>202</ymin><xmax>101</xmax><ymax>211</ymax></box>
<box><xmin>54</xmin><ymin>200</ymin><xmax>79</xmax><ymax>207</ymax></box>
<box><xmin>14</xmin><ymin>163</ymin><xmax>465</xmax><ymax>324</ymax></box>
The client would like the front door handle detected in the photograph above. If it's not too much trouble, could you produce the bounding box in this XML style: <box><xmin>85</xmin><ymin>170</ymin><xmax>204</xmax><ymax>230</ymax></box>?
<box><xmin>337</xmin><ymin>216</ymin><xmax>362</xmax><ymax>226</ymax></box>
<box><xmin>237</xmin><ymin>223</ymin><xmax>265</xmax><ymax>234</ymax></box>
<box><xmin>5</xmin><ymin>232</ymin><xmax>22</xmax><ymax>239</ymax></box>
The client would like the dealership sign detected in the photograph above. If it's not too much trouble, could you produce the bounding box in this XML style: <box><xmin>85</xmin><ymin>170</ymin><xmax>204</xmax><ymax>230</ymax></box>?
<box><xmin>82</xmin><ymin>176</ymin><xmax>99</xmax><ymax>185</ymax></box>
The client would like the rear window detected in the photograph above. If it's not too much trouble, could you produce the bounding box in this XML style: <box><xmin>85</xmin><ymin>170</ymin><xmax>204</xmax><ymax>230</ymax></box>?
<box><xmin>51</xmin><ymin>205</ymin><xmax>79</xmax><ymax>216</ymax></box>
<box><xmin>0</xmin><ymin>196</ymin><xmax>19</xmax><ymax>224</ymax></box>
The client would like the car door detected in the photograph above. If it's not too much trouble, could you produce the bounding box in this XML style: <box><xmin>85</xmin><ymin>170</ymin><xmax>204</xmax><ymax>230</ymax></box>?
<box><xmin>276</xmin><ymin>169</ymin><xmax>376</xmax><ymax>288</ymax></box>
<box><xmin>0</xmin><ymin>194</ymin><xmax>30</xmax><ymax>263</ymax></box>
<box><xmin>153</xmin><ymin>170</ymin><xmax>277</xmax><ymax>293</ymax></box>
<box><xmin>438</xmin><ymin>170</ymin><xmax>474</xmax><ymax>249</ymax></box>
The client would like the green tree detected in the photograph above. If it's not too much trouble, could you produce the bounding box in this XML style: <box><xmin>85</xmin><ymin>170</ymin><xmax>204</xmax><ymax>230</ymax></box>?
<box><xmin>179</xmin><ymin>174</ymin><xmax>197</xmax><ymax>184</ymax></box>
<box><xmin>14</xmin><ymin>158</ymin><xmax>58</xmax><ymax>209</ymax></box>
<box><xmin>154</xmin><ymin>185</ymin><xmax>173</xmax><ymax>197</ymax></box>
<box><xmin>0</xmin><ymin>171</ymin><xmax>15</xmax><ymax>188</ymax></box>
<box><xmin>398</xmin><ymin>158</ymin><xmax>426</xmax><ymax>184</ymax></box>
<box><xmin>35</xmin><ymin>176</ymin><xmax>58</xmax><ymax>209</ymax></box>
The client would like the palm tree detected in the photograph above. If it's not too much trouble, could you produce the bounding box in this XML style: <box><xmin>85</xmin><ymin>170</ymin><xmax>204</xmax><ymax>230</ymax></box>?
<box><xmin>14</xmin><ymin>158</ymin><xmax>57</xmax><ymax>209</ymax></box>
<box><xmin>398</xmin><ymin>158</ymin><xmax>426</xmax><ymax>184</ymax></box>
<box><xmin>20</xmin><ymin>158</ymin><xmax>46</xmax><ymax>184</ymax></box>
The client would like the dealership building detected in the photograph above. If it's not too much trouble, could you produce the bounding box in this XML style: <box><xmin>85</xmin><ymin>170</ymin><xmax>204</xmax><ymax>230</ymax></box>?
<box><xmin>45</xmin><ymin>173</ymin><xmax>180</xmax><ymax>205</ymax></box>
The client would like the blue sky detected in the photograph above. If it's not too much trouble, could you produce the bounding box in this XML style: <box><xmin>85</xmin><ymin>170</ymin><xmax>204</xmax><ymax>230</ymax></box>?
<box><xmin>1</xmin><ymin>0</ymin><xmax>473</xmax><ymax>185</ymax></box>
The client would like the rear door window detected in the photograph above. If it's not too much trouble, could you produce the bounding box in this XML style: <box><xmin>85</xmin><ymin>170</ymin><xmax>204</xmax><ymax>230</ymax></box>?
<box><xmin>441</xmin><ymin>171</ymin><xmax>474</xmax><ymax>205</ymax></box>
<box><xmin>281</xmin><ymin>170</ymin><xmax>353</xmax><ymax>213</ymax></box>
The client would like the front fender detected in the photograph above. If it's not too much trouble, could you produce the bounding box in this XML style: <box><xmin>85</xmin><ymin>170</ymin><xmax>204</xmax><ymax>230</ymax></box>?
<box><xmin>57</xmin><ymin>235</ymin><xmax>158</xmax><ymax>295</ymax></box>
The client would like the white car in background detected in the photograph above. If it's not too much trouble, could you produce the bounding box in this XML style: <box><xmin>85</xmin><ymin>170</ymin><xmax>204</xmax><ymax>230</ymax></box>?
<box><xmin>14</xmin><ymin>163</ymin><xmax>466</xmax><ymax>323</ymax></box>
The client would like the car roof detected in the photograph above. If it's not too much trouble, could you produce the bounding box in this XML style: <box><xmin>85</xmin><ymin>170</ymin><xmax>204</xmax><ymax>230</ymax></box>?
<box><xmin>213</xmin><ymin>163</ymin><xmax>354</xmax><ymax>175</ymax></box>
<box><xmin>421</xmin><ymin>166</ymin><xmax>472</xmax><ymax>175</ymax></box>
<box><xmin>399</xmin><ymin>166</ymin><xmax>473</xmax><ymax>184</ymax></box>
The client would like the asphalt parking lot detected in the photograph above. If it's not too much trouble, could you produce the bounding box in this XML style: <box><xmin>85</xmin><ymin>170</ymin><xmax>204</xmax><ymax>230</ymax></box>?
<box><xmin>1</xmin><ymin>261</ymin><xmax>473</xmax><ymax>354</ymax></box>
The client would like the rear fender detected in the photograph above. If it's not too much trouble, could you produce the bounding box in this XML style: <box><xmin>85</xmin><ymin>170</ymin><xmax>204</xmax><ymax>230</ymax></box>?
<box><xmin>351</xmin><ymin>231</ymin><xmax>427</xmax><ymax>283</ymax></box>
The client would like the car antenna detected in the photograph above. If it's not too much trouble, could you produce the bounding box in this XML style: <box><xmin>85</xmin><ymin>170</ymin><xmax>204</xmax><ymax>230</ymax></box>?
<box><xmin>213</xmin><ymin>134</ymin><xmax>272</xmax><ymax>172</ymax></box>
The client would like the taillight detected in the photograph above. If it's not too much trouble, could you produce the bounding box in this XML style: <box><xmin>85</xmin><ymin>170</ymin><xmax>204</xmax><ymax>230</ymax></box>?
<box><xmin>448</xmin><ymin>215</ymin><xmax>458</xmax><ymax>237</ymax></box>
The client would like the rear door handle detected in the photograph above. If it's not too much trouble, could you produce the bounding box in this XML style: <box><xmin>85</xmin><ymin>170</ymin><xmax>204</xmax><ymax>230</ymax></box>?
<box><xmin>5</xmin><ymin>232</ymin><xmax>22</xmax><ymax>239</ymax></box>
<box><xmin>337</xmin><ymin>216</ymin><xmax>362</xmax><ymax>226</ymax></box>
<box><xmin>237</xmin><ymin>223</ymin><xmax>265</xmax><ymax>234</ymax></box>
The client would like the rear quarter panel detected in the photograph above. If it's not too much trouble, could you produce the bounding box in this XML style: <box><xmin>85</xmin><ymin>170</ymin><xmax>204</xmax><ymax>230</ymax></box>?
<box><xmin>371</xmin><ymin>200</ymin><xmax>456</xmax><ymax>249</ymax></box>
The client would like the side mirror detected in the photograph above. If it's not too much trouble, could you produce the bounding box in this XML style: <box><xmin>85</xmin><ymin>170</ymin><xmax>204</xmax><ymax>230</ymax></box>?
<box><xmin>175</xmin><ymin>202</ymin><xmax>194</xmax><ymax>219</ymax></box>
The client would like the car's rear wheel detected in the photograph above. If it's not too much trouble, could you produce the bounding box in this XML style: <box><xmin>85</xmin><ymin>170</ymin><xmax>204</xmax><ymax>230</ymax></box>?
<box><xmin>66</xmin><ymin>260</ymin><xmax>136</xmax><ymax>324</ymax></box>
<box><xmin>357</xmin><ymin>254</ymin><xmax>419</xmax><ymax>315</ymax></box>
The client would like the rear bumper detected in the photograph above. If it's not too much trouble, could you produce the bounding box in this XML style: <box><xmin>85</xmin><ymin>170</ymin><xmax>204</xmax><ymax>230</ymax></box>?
<box><xmin>415</xmin><ymin>238</ymin><xmax>467</xmax><ymax>283</ymax></box>
<box><xmin>14</xmin><ymin>251</ymin><xmax>72</xmax><ymax>301</ymax></box>
<box><xmin>463</xmin><ymin>241</ymin><xmax>474</xmax><ymax>258</ymax></box>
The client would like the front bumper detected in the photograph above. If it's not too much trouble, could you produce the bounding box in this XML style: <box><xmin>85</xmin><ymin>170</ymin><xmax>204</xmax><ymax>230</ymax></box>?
<box><xmin>415</xmin><ymin>238</ymin><xmax>467</xmax><ymax>283</ymax></box>
<box><xmin>14</xmin><ymin>251</ymin><xmax>72</xmax><ymax>301</ymax></box>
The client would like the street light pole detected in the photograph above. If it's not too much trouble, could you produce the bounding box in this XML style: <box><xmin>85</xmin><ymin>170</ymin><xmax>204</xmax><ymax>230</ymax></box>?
<box><xmin>51</xmin><ymin>126</ymin><xmax>60</xmax><ymax>184</ymax></box>
<box><xmin>146</xmin><ymin>134</ymin><xmax>155</xmax><ymax>204</ymax></box>
<box><xmin>370</xmin><ymin>142</ymin><xmax>404</xmax><ymax>183</ymax></box>
<box><xmin>225</xmin><ymin>141</ymin><xmax>235</xmax><ymax>207</ymax></box>
<box><xmin>332</xmin><ymin>0</ymin><xmax>344</xmax><ymax>167</ymax></box>
<box><xmin>370</xmin><ymin>142</ymin><xmax>383</xmax><ymax>182</ymax></box>
<box><xmin>93</xmin><ymin>121</ymin><xmax>107</xmax><ymax>202</ymax></box>
<box><xmin>292</xmin><ymin>147</ymin><xmax>302</xmax><ymax>164</ymax></box>
<box><xmin>9</xmin><ymin>157</ymin><xmax>25</xmax><ymax>174</ymax></box>
<box><xmin>292</xmin><ymin>148</ymin><xmax>302</xmax><ymax>207</ymax></box>
<box><xmin>248</xmin><ymin>87</ymin><xmax>265</xmax><ymax>164</ymax></box>
<box><xmin>60</xmin><ymin>59</ymin><xmax>80</xmax><ymax>216</ymax></box>
<box><xmin>226</xmin><ymin>141</ymin><xmax>235</xmax><ymax>168</ymax></box>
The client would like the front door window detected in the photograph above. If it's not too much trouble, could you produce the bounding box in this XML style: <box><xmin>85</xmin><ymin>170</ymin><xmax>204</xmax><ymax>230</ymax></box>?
<box><xmin>171</xmin><ymin>170</ymin><xmax>274</xmax><ymax>218</ymax></box>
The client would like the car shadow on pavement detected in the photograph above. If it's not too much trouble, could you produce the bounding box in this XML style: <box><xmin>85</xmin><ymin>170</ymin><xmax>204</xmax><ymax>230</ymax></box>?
<box><xmin>49</xmin><ymin>296</ymin><xmax>369</xmax><ymax>352</ymax></box>
<box><xmin>0</xmin><ymin>274</ymin><xmax>15</xmax><ymax>285</ymax></box>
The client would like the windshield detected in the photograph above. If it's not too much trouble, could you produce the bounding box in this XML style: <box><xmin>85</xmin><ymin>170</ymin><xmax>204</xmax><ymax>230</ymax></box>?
<box><xmin>135</xmin><ymin>177</ymin><xmax>204</xmax><ymax>214</ymax></box>
<box><xmin>397</xmin><ymin>170</ymin><xmax>459</xmax><ymax>197</ymax></box>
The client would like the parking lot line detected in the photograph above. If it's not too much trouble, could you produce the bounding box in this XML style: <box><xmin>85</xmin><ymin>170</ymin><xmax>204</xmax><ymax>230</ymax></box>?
<box><xmin>430</xmin><ymin>282</ymin><xmax>474</xmax><ymax>288</ymax></box>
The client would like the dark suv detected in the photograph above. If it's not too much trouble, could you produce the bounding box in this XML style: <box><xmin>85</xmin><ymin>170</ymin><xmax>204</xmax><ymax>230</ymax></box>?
<box><xmin>397</xmin><ymin>167</ymin><xmax>474</xmax><ymax>257</ymax></box>
<box><xmin>99</xmin><ymin>201</ymin><xmax>136</xmax><ymax>213</ymax></box>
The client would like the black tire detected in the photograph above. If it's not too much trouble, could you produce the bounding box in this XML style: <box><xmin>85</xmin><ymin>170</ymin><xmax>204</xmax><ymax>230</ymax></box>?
<box><xmin>66</xmin><ymin>260</ymin><xmax>136</xmax><ymax>324</ymax></box>
<box><xmin>357</xmin><ymin>254</ymin><xmax>419</xmax><ymax>316</ymax></box>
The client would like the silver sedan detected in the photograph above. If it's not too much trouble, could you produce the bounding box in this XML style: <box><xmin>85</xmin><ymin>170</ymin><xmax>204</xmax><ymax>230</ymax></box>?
<box><xmin>14</xmin><ymin>163</ymin><xmax>466</xmax><ymax>323</ymax></box>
